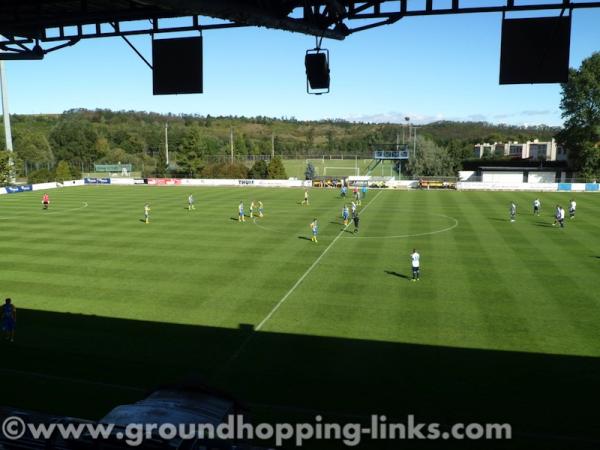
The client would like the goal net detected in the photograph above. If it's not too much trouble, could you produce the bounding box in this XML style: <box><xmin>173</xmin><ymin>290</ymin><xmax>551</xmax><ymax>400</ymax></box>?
<box><xmin>323</xmin><ymin>166</ymin><xmax>360</xmax><ymax>176</ymax></box>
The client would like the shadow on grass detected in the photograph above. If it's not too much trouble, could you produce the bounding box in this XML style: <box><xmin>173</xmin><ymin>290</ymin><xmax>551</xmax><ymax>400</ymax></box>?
<box><xmin>535</xmin><ymin>222</ymin><xmax>555</xmax><ymax>227</ymax></box>
<box><xmin>2</xmin><ymin>308</ymin><xmax>600</xmax><ymax>449</ymax></box>
<box><xmin>297</xmin><ymin>236</ymin><xmax>312</xmax><ymax>241</ymax></box>
<box><xmin>384</xmin><ymin>270</ymin><xmax>410</xmax><ymax>279</ymax></box>
<box><xmin>488</xmin><ymin>218</ymin><xmax>509</xmax><ymax>222</ymax></box>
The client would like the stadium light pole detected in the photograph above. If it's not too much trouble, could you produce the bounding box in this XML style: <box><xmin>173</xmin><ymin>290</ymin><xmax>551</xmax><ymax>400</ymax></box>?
<box><xmin>0</xmin><ymin>60</ymin><xmax>15</xmax><ymax>183</ymax></box>
<box><xmin>164</xmin><ymin>122</ymin><xmax>169</xmax><ymax>166</ymax></box>
<box><xmin>271</xmin><ymin>132</ymin><xmax>275</xmax><ymax>159</ymax></box>
<box><xmin>230</xmin><ymin>127</ymin><xmax>234</xmax><ymax>164</ymax></box>
<box><xmin>413</xmin><ymin>125</ymin><xmax>417</xmax><ymax>158</ymax></box>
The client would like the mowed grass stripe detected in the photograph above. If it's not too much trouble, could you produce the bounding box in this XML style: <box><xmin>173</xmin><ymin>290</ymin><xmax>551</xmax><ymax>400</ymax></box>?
<box><xmin>465</xmin><ymin>191</ymin><xmax>598</xmax><ymax>354</ymax></box>
<box><xmin>488</xmin><ymin>192</ymin><xmax>600</xmax><ymax>354</ymax></box>
<box><xmin>1</xmin><ymin>187</ymin><xmax>330</xmax><ymax>328</ymax></box>
<box><xmin>262</xmin><ymin>191</ymin><xmax>394</xmax><ymax>338</ymax></box>
<box><xmin>2</xmin><ymin>187</ymin><xmax>599</xmax><ymax>354</ymax></box>
<box><xmin>2</xmin><ymin>186</ymin><xmax>600</xmax><ymax>441</ymax></box>
<box><xmin>437</xmin><ymin>192</ymin><xmax>537</xmax><ymax>351</ymax></box>
<box><xmin>251</xmin><ymin>191</ymin><xmax>448</xmax><ymax>342</ymax></box>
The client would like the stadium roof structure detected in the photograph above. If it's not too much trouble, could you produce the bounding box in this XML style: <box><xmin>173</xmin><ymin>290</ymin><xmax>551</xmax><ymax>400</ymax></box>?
<box><xmin>1</xmin><ymin>0</ymin><xmax>600</xmax><ymax>59</ymax></box>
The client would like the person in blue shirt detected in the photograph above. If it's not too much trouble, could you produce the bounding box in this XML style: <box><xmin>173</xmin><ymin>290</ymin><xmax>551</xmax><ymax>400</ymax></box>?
<box><xmin>310</xmin><ymin>219</ymin><xmax>318</xmax><ymax>243</ymax></box>
<box><xmin>2</xmin><ymin>298</ymin><xmax>16</xmax><ymax>342</ymax></box>
<box><xmin>342</xmin><ymin>204</ymin><xmax>349</xmax><ymax>226</ymax></box>
<box><xmin>238</xmin><ymin>201</ymin><xmax>245</xmax><ymax>222</ymax></box>
<box><xmin>361</xmin><ymin>184</ymin><xmax>368</xmax><ymax>199</ymax></box>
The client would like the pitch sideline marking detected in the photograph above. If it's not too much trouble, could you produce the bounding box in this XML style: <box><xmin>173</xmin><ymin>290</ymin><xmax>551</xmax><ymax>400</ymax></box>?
<box><xmin>219</xmin><ymin>191</ymin><xmax>384</xmax><ymax>372</ymax></box>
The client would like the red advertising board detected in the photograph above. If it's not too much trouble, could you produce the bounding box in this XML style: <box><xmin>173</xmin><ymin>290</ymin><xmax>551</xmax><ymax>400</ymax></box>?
<box><xmin>147</xmin><ymin>178</ymin><xmax>182</xmax><ymax>185</ymax></box>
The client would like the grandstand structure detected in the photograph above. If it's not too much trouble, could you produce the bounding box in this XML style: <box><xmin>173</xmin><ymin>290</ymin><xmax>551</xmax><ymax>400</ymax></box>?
<box><xmin>0</xmin><ymin>1</ymin><xmax>599</xmax><ymax>59</ymax></box>
<box><xmin>366</xmin><ymin>146</ymin><xmax>410</xmax><ymax>177</ymax></box>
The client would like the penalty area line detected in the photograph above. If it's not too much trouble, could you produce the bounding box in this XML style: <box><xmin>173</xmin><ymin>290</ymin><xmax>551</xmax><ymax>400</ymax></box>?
<box><xmin>217</xmin><ymin>191</ymin><xmax>383</xmax><ymax>375</ymax></box>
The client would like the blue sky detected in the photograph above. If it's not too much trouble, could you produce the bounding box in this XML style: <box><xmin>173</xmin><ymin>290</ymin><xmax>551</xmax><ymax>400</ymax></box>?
<box><xmin>4</xmin><ymin>7</ymin><xmax>600</xmax><ymax>126</ymax></box>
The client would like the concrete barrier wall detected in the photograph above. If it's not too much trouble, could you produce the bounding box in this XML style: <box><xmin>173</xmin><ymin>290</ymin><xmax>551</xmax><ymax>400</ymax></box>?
<box><xmin>2</xmin><ymin>178</ymin><xmax>598</xmax><ymax>194</ymax></box>
<box><xmin>457</xmin><ymin>182</ymin><xmax>558</xmax><ymax>191</ymax></box>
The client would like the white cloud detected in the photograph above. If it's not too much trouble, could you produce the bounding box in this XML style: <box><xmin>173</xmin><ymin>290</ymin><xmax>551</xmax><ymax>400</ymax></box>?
<box><xmin>344</xmin><ymin>111</ymin><xmax>445</xmax><ymax>124</ymax></box>
<box><xmin>342</xmin><ymin>110</ymin><xmax>562</xmax><ymax>126</ymax></box>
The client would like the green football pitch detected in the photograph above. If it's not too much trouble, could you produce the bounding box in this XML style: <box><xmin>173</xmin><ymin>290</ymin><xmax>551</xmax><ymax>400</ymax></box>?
<box><xmin>1</xmin><ymin>186</ymin><xmax>599</xmax><ymax>448</ymax></box>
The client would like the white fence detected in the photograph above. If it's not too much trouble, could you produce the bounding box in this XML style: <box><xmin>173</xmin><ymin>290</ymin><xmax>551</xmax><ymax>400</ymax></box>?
<box><xmin>457</xmin><ymin>181</ymin><xmax>600</xmax><ymax>192</ymax></box>
<box><xmin>2</xmin><ymin>178</ymin><xmax>599</xmax><ymax>195</ymax></box>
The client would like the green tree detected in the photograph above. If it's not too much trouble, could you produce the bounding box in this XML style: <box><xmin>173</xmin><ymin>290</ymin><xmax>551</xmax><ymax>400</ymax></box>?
<box><xmin>248</xmin><ymin>160</ymin><xmax>268</xmax><ymax>179</ymax></box>
<box><xmin>14</xmin><ymin>132</ymin><xmax>53</xmax><ymax>166</ymax></box>
<box><xmin>49</xmin><ymin>118</ymin><xmax>100</xmax><ymax>165</ymax></box>
<box><xmin>267</xmin><ymin>156</ymin><xmax>287</xmax><ymax>179</ymax></box>
<box><xmin>27</xmin><ymin>168</ymin><xmax>53</xmax><ymax>184</ymax></box>
<box><xmin>234</xmin><ymin>134</ymin><xmax>248</xmax><ymax>155</ymax></box>
<box><xmin>306</xmin><ymin>127</ymin><xmax>315</xmax><ymax>148</ymax></box>
<box><xmin>155</xmin><ymin>148</ymin><xmax>167</xmax><ymax>177</ymax></box>
<box><xmin>326</xmin><ymin>129</ymin><xmax>335</xmax><ymax>152</ymax></box>
<box><xmin>0</xmin><ymin>151</ymin><xmax>14</xmax><ymax>185</ymax></box>
<box><xmin>54</xmin><ymin>160</ymin><xmax>72</xmax><ymax>182</ymax></box>
<box><xmin>407</xmin><ymin>136</ymin><xmax>454</xmax><ymax>177</ymax></box>
<box><xmin>201</xmin><ymin>162</ymin><xmax>248</xmax><ymax>179</ymax></box>
<box><xmin>177</xmin><ymin>152</ymin><xmax>204</xmax><ymax>177</ymax></box>
<box><xmin>558</xmin><ymin>52</ymin><xmax>600</xmax><ymax>180</ymax></box>
<box><xmin>94</xmin><ymin>137</ymin><xmax>111</xmax><ymax>160</ymax></box>
<box><xmin>179</xmin><ymin>125</ymin><xmax>203</xmax><ymax>154</ymax></box>
<box><xmin>304</xmin><ymin>162</ymin><xmax>316</xmax><ymax>180</ymax></box>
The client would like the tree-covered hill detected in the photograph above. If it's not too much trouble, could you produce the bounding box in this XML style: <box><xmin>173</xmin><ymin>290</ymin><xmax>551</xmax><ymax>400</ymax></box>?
<box><xmin>0</xmin><ymin>108</ymin><xmax>562</xmax><ymax>179</ymax></box>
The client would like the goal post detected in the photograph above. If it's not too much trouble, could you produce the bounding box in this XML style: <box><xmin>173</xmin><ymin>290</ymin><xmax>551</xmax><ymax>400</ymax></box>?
<box><xmin>323</xmin><ymin>166</ymin><xmax>360</xmax><ymax>176</ymax></box>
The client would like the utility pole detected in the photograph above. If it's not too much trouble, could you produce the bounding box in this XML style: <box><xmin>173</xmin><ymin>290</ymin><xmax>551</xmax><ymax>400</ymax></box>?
<box><xmin>0</xmin><ymin>61</ymin><xmax>15</xmax><ymax>183</ymax></box>
<box><xmin>413</xmin><ymin>126</ymin><xmax>417</xmax><ymax>158</ymax></box>
<box><xmin>271</xmin><ymin>132</ymin><xmax>275</xmax><ymax>159</ymax></box>
<box><xmin>230</xmin><ymin>127</ymin><xmax>234</xmax><ymax>164</ymax></box>
<box><xmin>164</xmin><ymin>122</ymin><xmax>169</xmax><ymax>166</ymax></box>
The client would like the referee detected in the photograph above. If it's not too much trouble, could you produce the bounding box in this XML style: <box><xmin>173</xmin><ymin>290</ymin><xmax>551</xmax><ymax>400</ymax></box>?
<box><xmin>352</xmin><ymin>211</ymin><xmax>360</xmax><ymax>233</ymax></box>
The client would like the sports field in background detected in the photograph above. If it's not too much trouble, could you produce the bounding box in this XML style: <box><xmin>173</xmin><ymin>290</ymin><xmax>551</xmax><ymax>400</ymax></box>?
<box><xmin>283</xmin><ymin>158</ymin><xmax>397</xmax><ymax>178</ymax></box>
<box><xmin>1</xmin><ymin>186</ymin><xmax>599</xmax><ymax>449</ymax></box>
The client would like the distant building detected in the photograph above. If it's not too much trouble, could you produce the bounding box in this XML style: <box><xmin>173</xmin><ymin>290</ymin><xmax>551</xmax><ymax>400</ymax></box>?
<box><xmin>473</xmin><ymin>139</ymin><xmax>567</xmax><ymax>162</ymax></box>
